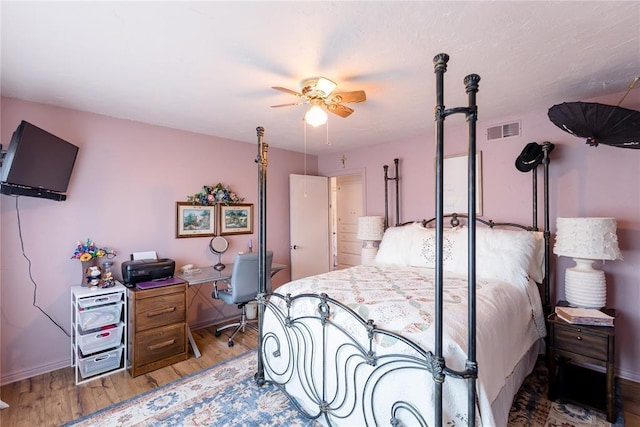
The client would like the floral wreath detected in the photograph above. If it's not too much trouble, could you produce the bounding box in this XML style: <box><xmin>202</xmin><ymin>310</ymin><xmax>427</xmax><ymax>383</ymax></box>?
<box><xmin>71</xmin><ymin>238</ymin><xmax>116</xmax><ymax>262</ymax></box>
<box><xmin>188</xmin><ymin>183</ymin><xmax>244</xmax><ymax>206</ymax></box>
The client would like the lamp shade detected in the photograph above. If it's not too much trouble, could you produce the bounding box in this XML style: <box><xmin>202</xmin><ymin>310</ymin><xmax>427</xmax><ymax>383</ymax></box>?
<box><xmin>356</xmin><ymin>216</ymin><xmax>384</xmax><ymax>241</ymax></box>
<box><xmin>554</xmin><ymin>217</ymin><xmax>622</xmax><ymax>260</ymax></box>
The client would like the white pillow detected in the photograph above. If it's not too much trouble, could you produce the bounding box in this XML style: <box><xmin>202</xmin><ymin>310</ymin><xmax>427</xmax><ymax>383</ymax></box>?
<box><xmin>529</xmin><ymin>231</ymin><xmax>545</xmax><ymax>283</ymax></box>
<box><xmin>419</xmin><ymin>227</ymin><xmax>535</xmax><ymax>287</ymax></box>
<box><xmin>374</xmin><ymin>224</ymin><xmax>415</xmax><ymax>265</ymax></box>
<box><xmin>408</xmin><ymin>225</ymin><xmax>466</xmax><ymax>271</ymax></box>
<box><xmin>452</xmin><ymin>228</ymin><xmax>535</xmax><ymax>287</ymax></box>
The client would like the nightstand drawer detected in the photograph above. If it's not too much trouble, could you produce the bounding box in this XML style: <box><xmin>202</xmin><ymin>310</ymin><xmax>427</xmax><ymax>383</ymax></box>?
<box><xmin>134</xmin><ymin>323</ymin><xmax>187</xmax><ymax>366</ymax></box>
<box><xmin>554</xmin><ymin>324</ymin><xmax>608</xmax><ymax>361</ymax></box>
<box><xmin>135</xmin><ymin>292</ymin><xmax>186</xmax><ymax>332</ymax></box>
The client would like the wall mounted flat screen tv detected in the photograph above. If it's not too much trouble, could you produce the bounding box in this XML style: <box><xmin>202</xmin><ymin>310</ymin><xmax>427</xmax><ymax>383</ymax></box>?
<box><xmin>1</xmin><ymin>120</ymin><xmax>79</xmax><ymax>201</ymax></box>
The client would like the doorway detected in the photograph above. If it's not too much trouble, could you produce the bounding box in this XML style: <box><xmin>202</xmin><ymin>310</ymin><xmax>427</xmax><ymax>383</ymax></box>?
<box><xmin>289</xmin><ymin>172</ymin><xmax>363</xmax><ymax>278</ymax></box>
<box><xmin>330</xmin><ymin>173</ymin><xmax>363</xmax><ymax>270</ymax></box>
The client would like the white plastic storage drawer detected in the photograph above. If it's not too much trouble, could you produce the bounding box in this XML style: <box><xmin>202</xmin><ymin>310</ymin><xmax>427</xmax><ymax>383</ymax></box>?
<box><xmin>77</xmin><ymin>292</ymin><xmax>123</xmax><ymax>309</ymax></box>
<box><xmin>78</xmin><ymin>322</ymin><xmax>124</xmax><ymax>355</ymax></box>
<box><xmin>79</xmin><ymin>346</ymin><xmax>123</xmax><ymax>378</ymax></box>
<box><xmin>78</xmin><ymin>302</ymin><xmax>123</xmax><ymax>330</ymax></box>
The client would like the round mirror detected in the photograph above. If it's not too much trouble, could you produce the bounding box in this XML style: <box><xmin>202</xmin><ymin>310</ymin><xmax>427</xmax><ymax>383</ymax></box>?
<box><xmin>209</xmin><ymin>236</ymin><xmax>229</xmax><ymax>254</ymax></box>
<box><xmin>209</xmin><ymin>236</ymin><xmax>229</xmax><ymax>271</ymax></box>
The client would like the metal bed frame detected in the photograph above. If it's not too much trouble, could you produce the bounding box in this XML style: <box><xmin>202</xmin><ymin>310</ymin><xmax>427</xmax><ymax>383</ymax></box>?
<box><xmin>252</xmin><ymin>53</ymin><xmax>552</xmax><ymax>426</ymax></box>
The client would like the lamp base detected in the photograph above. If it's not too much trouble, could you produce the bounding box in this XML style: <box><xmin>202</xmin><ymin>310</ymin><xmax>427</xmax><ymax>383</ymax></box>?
<box><xmin>361</xmin><ymin>241</ymin><xmax>378</xmax><ymax>265</ymax></box>
<box><xmin>564</xmin><ymin>258</ymin><xmax>606</xmax><ymax>308</ymax></box>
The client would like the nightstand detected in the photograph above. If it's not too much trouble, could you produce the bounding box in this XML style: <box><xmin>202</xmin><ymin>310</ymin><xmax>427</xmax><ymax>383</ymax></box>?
<box><xmin>547</xmin><ymin>304</ymin><xmax>616</xmax><ymax>422</ymax></box>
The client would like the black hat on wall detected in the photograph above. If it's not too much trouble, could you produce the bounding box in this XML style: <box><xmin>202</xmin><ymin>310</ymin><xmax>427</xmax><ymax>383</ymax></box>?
<box><xmin>515</xmin><ymin>142</ymin><xmax>554</xmax><ymax>172</ymax></box>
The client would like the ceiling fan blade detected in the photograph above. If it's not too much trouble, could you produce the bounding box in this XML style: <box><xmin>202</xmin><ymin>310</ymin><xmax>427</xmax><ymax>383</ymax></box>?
<box><xmin>272</xmin><ymin>86</ymin><xmax>304</xmax><ymax>97</ymax></box>
<box><xmin>326</xmin><ymin>103</ymin><xmax>354</xmax><ymax>118</ymax></box>
<box><xmin>271</xmin><ymin>101</ymin><xmax>308</xmax><ymax>108</ymax></box>
<box><xmin>330</xmin><ymin>90</ymin><xmax>366</xmax><ymax>104</ymax></box>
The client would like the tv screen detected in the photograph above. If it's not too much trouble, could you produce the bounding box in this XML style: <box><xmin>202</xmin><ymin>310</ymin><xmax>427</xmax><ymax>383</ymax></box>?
<box><xmin>1</xmin><ymin>120</ymin><xmax>79</xmax><ymax>196</ymax></box>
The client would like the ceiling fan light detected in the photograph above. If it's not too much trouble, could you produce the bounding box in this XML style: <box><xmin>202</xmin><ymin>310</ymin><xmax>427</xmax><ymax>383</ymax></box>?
<box><xmin>305</xmin><ymin>105</ymin><xmax>328</xmax><ymax>126</ymax></box>
<box><xmin>316</xmin><ymin>77</ymin><xmax>337</xmax><ymax>96</ymax></box>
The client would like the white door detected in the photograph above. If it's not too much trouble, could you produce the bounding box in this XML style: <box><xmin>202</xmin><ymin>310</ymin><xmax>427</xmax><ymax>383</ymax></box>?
<box><xmin>335</xmin><ymin>174</ymin><xmax>363</xmax><ymax>269</ymax></box>
<box><xmin>289</xmin><ymin>174</ymin><xmax>330</xmax><ymax>280</ymax></box>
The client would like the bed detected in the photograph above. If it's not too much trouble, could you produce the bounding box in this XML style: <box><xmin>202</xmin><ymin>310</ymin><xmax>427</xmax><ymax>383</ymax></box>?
<box><xmin>251</xmin><ymin>53</ymin><xmax>554</xmax><ymax>427</ymax></box>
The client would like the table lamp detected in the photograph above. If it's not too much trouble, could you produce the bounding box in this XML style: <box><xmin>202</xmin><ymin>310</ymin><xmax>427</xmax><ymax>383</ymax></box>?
<box><xmin>553</xmin><ymin>217</ymin><xmax>623</xmax><ymax>308</ymax></box>
<box><xmin>357</xmin><ymin>216</ymin><xmax>384</xmax><ymax>265</ymax></box>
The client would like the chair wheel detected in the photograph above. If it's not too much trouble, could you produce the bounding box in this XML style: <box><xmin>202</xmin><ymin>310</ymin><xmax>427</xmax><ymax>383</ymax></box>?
<box><xmin>228</xmin><ymin>340</ymin><xmax>234</xmax><ymax>347</ymax></box>
<box><xmin>214</xmin><ymin>329</ymin><xmax>221</xmax><ymax>337</ymax></box>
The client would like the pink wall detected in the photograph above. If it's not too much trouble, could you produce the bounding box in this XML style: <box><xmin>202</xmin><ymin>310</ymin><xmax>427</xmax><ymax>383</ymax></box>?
<box><xmin>318</xmin><ymin>90</ymin><xmax>640</xmax><ymax>381</ymax></box>
<box><xmin>2</xmin><ymin>90</ymin><xmax>639</xmax><ymax>384</ymax></box>
<box><xmin>0</xmin><ymin>97</ymin><xmax>316</xmax><ymax>384</ymax></box>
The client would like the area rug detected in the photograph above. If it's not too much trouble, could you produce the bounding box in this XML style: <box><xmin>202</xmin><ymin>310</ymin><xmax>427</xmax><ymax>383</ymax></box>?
<box><xmin>66</xmin><ymin>352</ymin><xmax>623</xmax><ymax>426</ymax></box>
<box><xmin>509</xmin><ymin>358</ymin><xmax>624</xmax><ymax>427</ymax></box>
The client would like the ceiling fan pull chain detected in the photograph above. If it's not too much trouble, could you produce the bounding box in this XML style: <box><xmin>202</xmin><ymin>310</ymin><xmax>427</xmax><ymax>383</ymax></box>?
<box><xmin>326</xmin><ymin>119</ymin><xmax>331</xmax><ymax>146</ymax></box>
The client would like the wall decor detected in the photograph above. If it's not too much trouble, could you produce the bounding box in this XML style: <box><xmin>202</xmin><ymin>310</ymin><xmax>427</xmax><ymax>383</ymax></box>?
<box><xmin>176</xmin><ymin>202</ymin><xmax>216</xmax><ymax>238</ymax></box>
<box><xmin>187</xmin><ymin>183</ymin><xmax>244</xmax><ymax>205</ymax></box>
<box><xmin>220</xmin><ymin>203</ymin><xmax>253</xmax><ymax>235</ymax></box>
<box><xmin>442</xmin><ymin>152</ymin><xmax>483</xmax><ymax>215</ymax></box>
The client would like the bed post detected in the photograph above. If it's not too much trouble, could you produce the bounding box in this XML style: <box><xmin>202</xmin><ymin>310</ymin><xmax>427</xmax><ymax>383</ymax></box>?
<box><xmin>383</xmin><ymin>158</ymin><xmax>400</xmax><ymax>228</ymax></box>
<box><xmin>255</xmin><ymin>126</ymin><xmax>268</xmax><ymax>385</ymax></box>
<box><xmin>433</xmin><ymin>53</ymin><xmax>448</xmax><ymax>427</ymax></box>
<box><xmin>464</xmin><ymin>73</ymin><xmax>481</xmax><ymax>426</ymax></box>
<box><xmin>532</xmin><ymin>165</ymin><xmax>539</xmax><ymax>230</ymax></box>
<box><xmin>541</xmin><ymin>141</ymin><xmax>552</xmax><ymax>315</ymax></box>
<box><xmin>434</xmin><ymin>53</ymin><xmax>480</xmax><ymax>427</ymax></box>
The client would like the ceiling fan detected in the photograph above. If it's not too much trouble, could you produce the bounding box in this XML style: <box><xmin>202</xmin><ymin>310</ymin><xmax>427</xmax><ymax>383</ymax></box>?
<box><xmin>271</xmin><ymin>77</ymin><xmax>366</xmax><ymax>125</ymax></box>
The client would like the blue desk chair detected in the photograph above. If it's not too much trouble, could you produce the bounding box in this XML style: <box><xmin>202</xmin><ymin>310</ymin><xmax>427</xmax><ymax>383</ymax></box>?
<box><xmin>214</xmin><ymin>251</ymin><xmax>273</xmax><ymax>347</ymax></box>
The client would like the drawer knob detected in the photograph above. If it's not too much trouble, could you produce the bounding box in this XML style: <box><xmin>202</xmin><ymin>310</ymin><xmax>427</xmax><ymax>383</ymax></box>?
<box><xmin>576</xmin><ymin>336</ymin><xmax>582</xmax><ymax>341</ymax></box>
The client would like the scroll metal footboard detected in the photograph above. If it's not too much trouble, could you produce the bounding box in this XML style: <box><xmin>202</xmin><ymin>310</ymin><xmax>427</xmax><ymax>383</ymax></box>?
<box><xmin>258</xmin><ymin>291</ymin><xmax>476</xmax><ymax>427</ymax></box>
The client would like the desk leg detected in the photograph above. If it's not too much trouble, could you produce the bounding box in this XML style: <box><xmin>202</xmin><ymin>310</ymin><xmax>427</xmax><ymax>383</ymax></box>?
<box><xmin>188</xmin><ymin>328</ymin><xmax>201</xmax><ymax>358</ymax></box>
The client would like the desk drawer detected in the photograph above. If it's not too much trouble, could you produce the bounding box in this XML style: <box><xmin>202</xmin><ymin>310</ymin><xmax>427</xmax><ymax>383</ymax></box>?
<box><xmin>134</xmin><ymin>323</ymin><xmax>187</xmax><ymax>366</ymax></box>
<box><xmin>135</xmin><ymin>292</ymin><xmax>185</xmax><ymax>332</ymax></box>
<box><xmin>555</xmin><ymin>325</ymin><xmax>608</xmax><ymax>361</ymax></box>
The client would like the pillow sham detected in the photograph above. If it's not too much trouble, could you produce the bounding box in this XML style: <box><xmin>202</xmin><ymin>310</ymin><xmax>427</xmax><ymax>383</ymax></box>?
<box><xmin>408</xmin><ymin>225</ymin><xmax>465</xmax><ymax>271</ymax></box>
<box><xmin>409</xmin><ymin>225</ymin><xmax>536</xmax><ymax>287</ymax></box>
<box><xmin>378</xmin><ymin>222</ymin><xmax>541</xmax><ymax>287</ymax></box>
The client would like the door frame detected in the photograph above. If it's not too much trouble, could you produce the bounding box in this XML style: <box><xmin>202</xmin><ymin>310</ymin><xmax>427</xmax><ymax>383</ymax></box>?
<box><xmin>327</xmin><ymin>167</ymin><xmax>367</xmax><ymax>270</ymax></box>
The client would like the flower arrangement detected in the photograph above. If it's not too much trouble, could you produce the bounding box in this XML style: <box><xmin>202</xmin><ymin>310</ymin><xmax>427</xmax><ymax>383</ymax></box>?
<box><xmin>71</xmin><ymin>238</ymin><xmax>116</xmax><ymax>262</ymax></box>
<box><xmin>188</xmin><ymin>183</ymin><xmax>244</xmax><ymax>206</ymax></box>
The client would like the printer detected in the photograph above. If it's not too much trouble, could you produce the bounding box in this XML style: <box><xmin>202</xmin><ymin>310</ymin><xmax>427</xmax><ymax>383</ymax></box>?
<box><xmin>121</xmin><ymin>258</ymin><xmax>175</xmax><ymax>285</ymax></box>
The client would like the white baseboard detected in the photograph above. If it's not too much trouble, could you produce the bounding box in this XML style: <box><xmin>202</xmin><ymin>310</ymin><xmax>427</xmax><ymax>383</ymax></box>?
<box><xmin>1</xmin><ymin>357</ymin><xmax>70</xmax><ymax>386</ymax></box>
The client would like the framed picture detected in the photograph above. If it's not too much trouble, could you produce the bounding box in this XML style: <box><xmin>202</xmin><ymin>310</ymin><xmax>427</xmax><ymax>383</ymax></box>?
<box><xmin>220</xmin><ymin>203</ymin><xmax>253</xmax><ymax>235</ymax></box>
<box><xmin>176</xmin><ymin>202</ymin><xmax>216</xmax><ymax>238</ymax></box>
<box><xmin>442</xmin><ymin>152</ymin><xmax>483</xmax><ymax>215</ymax></box>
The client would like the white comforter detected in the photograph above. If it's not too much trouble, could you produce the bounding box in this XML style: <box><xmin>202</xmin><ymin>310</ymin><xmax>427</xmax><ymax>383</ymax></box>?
<box><xmin>265</xmin><ymin>263</ymin><xmax>546</xmax><ymax>426</ymax></box>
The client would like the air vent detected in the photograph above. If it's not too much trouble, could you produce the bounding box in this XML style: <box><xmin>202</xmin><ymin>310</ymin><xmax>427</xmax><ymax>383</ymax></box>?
<box><xmin>487</xmin><ymin>121</ymin><xmax>521</xmax><ymax>140</ymax></box>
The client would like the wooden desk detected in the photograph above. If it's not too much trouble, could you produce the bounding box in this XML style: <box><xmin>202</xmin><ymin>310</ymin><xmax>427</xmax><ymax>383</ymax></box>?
<box><xmin>175</xmin><ymin>263</ymin><xmax>286</xmax><ymax>357</ymax></box>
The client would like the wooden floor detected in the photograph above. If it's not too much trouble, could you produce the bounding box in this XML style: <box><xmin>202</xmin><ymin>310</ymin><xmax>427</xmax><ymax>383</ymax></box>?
<box><xmin>2</xmin><ymin>325</ymin><xmax>640</xmax><ymax>426</ymax></box>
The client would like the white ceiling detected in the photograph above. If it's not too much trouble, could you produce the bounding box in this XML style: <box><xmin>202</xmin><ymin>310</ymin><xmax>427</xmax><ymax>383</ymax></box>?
<box><xmin>1</xmin><ymin>1</ymin><xmax>639</xmax><ymax>155</ymax></box>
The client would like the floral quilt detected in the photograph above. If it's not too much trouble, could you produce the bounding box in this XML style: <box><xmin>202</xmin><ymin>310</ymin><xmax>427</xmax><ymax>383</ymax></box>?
<box><xmin>266</xmin><ymin>263</ymin><xmax>546</xmax><ymax>426</ymax></box>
